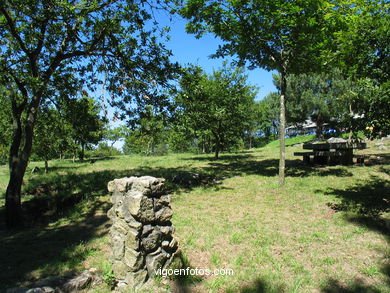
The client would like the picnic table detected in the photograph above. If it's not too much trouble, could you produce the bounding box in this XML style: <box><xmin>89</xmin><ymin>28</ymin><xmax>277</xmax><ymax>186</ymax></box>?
<box><xmin>294</xmin><ymin>142</ymin><xmax>367</xmax><ymax>165</ymax></box>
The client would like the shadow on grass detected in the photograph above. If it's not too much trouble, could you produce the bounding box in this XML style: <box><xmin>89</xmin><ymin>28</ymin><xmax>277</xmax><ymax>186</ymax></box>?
<box><xmin>321</xmin><ymin>278</ymin><xmax>382</xmax><ymax>293</ymax></box>
<box><xmin>322</xmin><ymin>175</ymin><xmax>390</xmax><ymax>292</ymax></box>
<box><xmin>183</xmin><ymin>153</ymin><xmax>256</xmax><ymax>161</ymax></box>
<box><xmin>239</xmin><ymin>278</ymin><xmax>286</xmax><ymax>293</ymax></box>
<box><xmin>170</xmin><ymin>254</ymin><xmax>203</xmax><ymax>293</ymax></box>
<box><xmin>202</xmin><ymin>158</ymin><xmax>354</xmax><ymax>178</ymax></box>
<box><xmin>323</xmin><ymin>176</ymin><xmax>390</xmax><ymax>220</ymax></box>
<box><xmin>0</xmin><ymin>199</ymin><xmax>110</xmax><ymax>291</ymax></box>
<box><xmin>11</xmin><ymin>155</ymin><xmax>360</xmax><ymax>227</ymax></box>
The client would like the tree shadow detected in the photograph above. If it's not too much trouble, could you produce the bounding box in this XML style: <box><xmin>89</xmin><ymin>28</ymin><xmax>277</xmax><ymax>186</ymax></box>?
<box><xmin>202</xmin><ymin>158</ymin><xmax>354</xmax><ymax>178</ymax></box>
<box><xmin>183</xmin><ymin>153</ymin><xmax>256</xmax><ymax>161</ymax></box>
<box><xmin>323</xmin><ymin>176</ymin><xmax>390</xmax><ymax>220</ymax></box>
<box><xmin>170</xmin><ymin>253</ymin><xmax>204</xmax><ymax>293</ymax></box>
<box><xmin>0</xmin><ymin>199</ymin><xmax>110</xmax><ymax>291</ymax></box>
<box><xmin>239</xmin><ymin>278</ymin><xmax>286</xmax><ymax>293</ymax></box>
<box><xmin>321</xmin><ymin>278</ymin><xmax>383</xmax><ymax>293</ymax></box>
<box><xmin>14</xmin><ymin>155</ymin><xmax>359</xmax><ymax>227</ymax></box>
<box><xmin>321</xmin><ymin>175</ymin><xmax>390</xmax><ymax>292</ymax></box>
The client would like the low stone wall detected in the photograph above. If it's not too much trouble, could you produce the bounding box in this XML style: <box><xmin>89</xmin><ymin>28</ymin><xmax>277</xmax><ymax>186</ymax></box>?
<box><xmin>107</xmin><ymin>176</ymin><xmax>181</xmax><ymax>291</ymax></box>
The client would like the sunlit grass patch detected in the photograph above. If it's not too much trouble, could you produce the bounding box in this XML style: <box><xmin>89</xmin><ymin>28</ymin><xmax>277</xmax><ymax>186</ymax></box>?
<box><xmin>0</xmin><ymin>137</ymin><xmax>389</xmax><ymax>292</ymax></box>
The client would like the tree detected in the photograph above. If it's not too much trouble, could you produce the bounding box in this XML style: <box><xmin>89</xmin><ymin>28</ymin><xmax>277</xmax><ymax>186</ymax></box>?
<box><xmin>123</xmin><ymin>105</ymin><xmax>167</xmax><ymax>155</ymax></box>
<box><xmin>63</xmin><ymin>95</ymin><xmax>106</xmax><ymax>161</ymax></box>
<box><xmin>33</xmin><ymin>107</ymin><xmax>67</xmax><ymax>172</ymax></box>
<box><xmin>324</xmin><ymin>0</ymin><xmax>390</xmax><ymax>138</ymax></box>
<box><xmin>180</xmin><ymin>0</ymin><xmax>329</xmax><ymax>184</ymax></box>
<box><xmin>273</xmin><ymin>70</ymin><xmax>343</xmax><ymax>139</ymax></box>
<box><xmin>0</xmin><ymin>88</ymin><xmax>12</xmax><ymax>165</ymax></box>
<box><xmin>255</xmin><ymin>92</ymin><xmax>279</xmax><ymax>141</ymax></box>
<box><xmin>0</xmin><ymin>0</ymin><xmax>178</xmax><ymax>228</ymax></box>
<box><xmin>176</xmin><ymin>63</ymin><xmax>257</xmax><ymax>159</ymax></box>
<box><xmin>104</xmin><ymin>125</ymin><xmax>127</xmax><ymax>155</ymax></box>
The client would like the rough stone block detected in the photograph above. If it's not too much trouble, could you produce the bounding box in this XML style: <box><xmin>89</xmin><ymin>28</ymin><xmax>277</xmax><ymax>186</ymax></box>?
<box><xmin>127</xmin><ymin>193</ymin><xmax>155</xmax><ymax>222</ymax></box>
<box><xmin>107</xmin><ymin>207</ymin><xmax>115</xmax><ymax>220</ymax></box>
<box><xmin>112</xmin><ymin>218</ymin><xmax>129</xmax><ymax>235</ymax></box>
<box><xmin>159</xmin><ymin>225</ymin><xmax>174</xmax><ymax>237</ymax></box>
<box><xmin>111</xmin><ymin>235</ymin><xmax>125</xmax><ymax>260</ymax></box>
<box><xmin>108</xmin><ymin>175</ymin><xmax>178</xmax><ymax>289</ymax></box>
<box><xmin>125</xmin><ymin>228</ymin><xmax>140</xmax><ymax>251</ymax></box>
<box><xmin>163</xmin><ymin>250</ymin><xmax>184</xmax><ymax>271</ymax></box>
<box><xmin>128</xmin><ymin>176</ymin><xmax>165</xmax><ymax>196</ymax></box>
<box><xmin>112</xmin><ymin>261</ymin><xmax>128</xmax><ymax>279</ymax></box>
<box><xmin>155</xmin><ymin>194</ymin><xmax>171</xmax><ymax>209</ymax></box>
<box><xmin>124</xmin><ymin>248</ymin><xmax>144</xmax><ymax>272</ymax></box>
<box><xmin>110</xmin><ymin>191</ymin><xmax>123</xmax><ymax>204</ymax></box>
<box><xmin>141</xmin><ymin>228</ymin><xmax>162</xmax><ymax>252</ymax></box>
<box><xmin>155</xmin><ymin>206</ymin><xmax>173</xmax><ymax>223</ymax></box>
<box><xmin>168</xmin><ymin>238</ymin><xmax>178</xmax><ymax>251</ymax></box>
<box><xmin>124</xmin><ymin>270</ymin><xmax>148</xmax><ymax>291</ymax></box>
<box><xmin>108</xmin><ymin>177</ymin><xmax>136</xmax><ymax>193</ymax></box>
<box><xmin>145</xmin><ymin>250</ymin><xmax>169</xmax><ymax>272</ymax></box>
<box><xmin>142</xmin><ymin>224</ymin><xmax>154</xmax><ymax>237</ymax></box>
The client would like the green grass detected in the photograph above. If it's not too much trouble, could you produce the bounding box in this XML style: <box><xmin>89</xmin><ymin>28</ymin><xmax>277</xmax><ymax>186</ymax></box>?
<box><xmin>0</xmin><ymin>136</ymin><xmax>389</xmax><ymax>292</ymax></box>
<box><xmin>265</xmin><ymin>134</ymin><xmax>316</xmax><ymax>147</ymax></box>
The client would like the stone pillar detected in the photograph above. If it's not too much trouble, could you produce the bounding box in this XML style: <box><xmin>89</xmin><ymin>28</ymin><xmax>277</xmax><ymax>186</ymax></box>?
<box><xmin>107</xmin><ymin>176</ymin><xmax>181</xmax><ymax>291</ymax></box>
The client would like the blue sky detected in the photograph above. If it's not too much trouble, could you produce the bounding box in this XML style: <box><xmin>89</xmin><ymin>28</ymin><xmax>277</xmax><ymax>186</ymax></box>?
<box><xmin>161</xmin><ymin>14</ymin><xmax>277</xmax><ymax>101</ymax></box>
<box><xmin>109</xmin><ymin>13</ymin><xmax>277</xmax><ymax>149</ymax></box>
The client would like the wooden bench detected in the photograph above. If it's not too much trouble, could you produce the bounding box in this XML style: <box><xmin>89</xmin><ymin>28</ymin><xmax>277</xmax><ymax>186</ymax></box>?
<box><xmin>293</xmin><ymin>152</ymin><xmax>314</xmax><ymax>164</ymax></box>
<box><xmin>294</xmin><ymin>142</ymin><xmax>367</xmax><ymax>165</ymax></box>
<box><xmin>353</xmin><ymin>154</ymin><xmax>367</xmax><ymax>164</ymax></box>
<box><xmin>294</xmin><ymin>151</ymin><xmax>345</xmax><ymax>164</ymax></box>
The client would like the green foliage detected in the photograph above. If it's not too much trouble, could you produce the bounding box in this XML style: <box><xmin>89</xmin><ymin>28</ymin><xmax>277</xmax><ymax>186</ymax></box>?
<box><xmin>0</xmin><ymin>0</ymin><xmax>178</xmax><ymax>227</ymax></box>
<box><xmin>176</xmin><ymin>63</ymin><xmax>257</xmax><ymax>158</ymax></box>
<box><xmin>324</xmin><ymin>0</ymin><xmax>389</xmax><ymax>83</ymax></box>
<box><xmin>32</xmin><ymin>108</ymin><xmax>68</xmax><ymax>169</ymax></box>
<box><xmin>255</xmin><ymin>93</ymin><xmax>279</xmax><ymax>140</ymax></box>
<box><xmin>103</xmin><ymin>271</ymin><xmax>117</xmax><ymax>289</ymax></box>
<box><xmin>0</xmin><ymin>90</ymin><xmax>12</xmax><ymax>165</ymax></box>
<box><xmin>103</xmin><ymin>125</ymin><xmax>127</xmax><ymax>148</ymax></box>
<box><xmin>180</xmin><ymin>0</ymin><xmax>328</xmax><ymax>73</ymax></box>
<box><xmin>62</xmin><ymin>95</ymin><xmax>106</xmax><ymax>160</ymax></box>
<box><xmin>322</xmin><ymin>1</ymin><xmax>390</xmax><ymax>138</ymax></box>
<box><xmin>123</xmin><ymin>105</ymin><xmax>168</xmax><ymax>155</ymax></box>
<box><xmin>88</xmin><ymin>142</ymin><xmax>122</xmax><ymax>158</ymax></box>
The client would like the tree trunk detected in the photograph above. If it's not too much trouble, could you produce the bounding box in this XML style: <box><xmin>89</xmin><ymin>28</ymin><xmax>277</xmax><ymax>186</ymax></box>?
<box><xmin>44</xmin><ymin>158</ymin><xmax>49</xmax><ymax>173</ymax></box>
<box><xmin>315</xmin><ymin>115</ymin><xmax>324</xmax><ymax>140</ymax></box>
<box><xmin>80</xmin><ymin>143</ymin><xmax>85</xmax><ymax>161</ymax></box>
<box><xmin>214</xmin><ymin>136</ymin><xmax>220</xmax><ymax>159</ymax></box>
<box><xmin>278</xmin><ymin>71</ymin><xmax>287</xmax><ymax>186</ymax></box>
<box><xmin>6</xmin><ymin>97</ymin><xmax>39</xmax><ymax>228</ymax></box>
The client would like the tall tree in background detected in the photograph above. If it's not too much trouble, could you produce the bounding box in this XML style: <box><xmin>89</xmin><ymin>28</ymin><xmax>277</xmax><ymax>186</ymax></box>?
<box><xmin>33</xmin><ymin>107</ymin><xmax>67</xmax><ymax>172</ymax></box>
<box><xmin>104</xmin><ymin>125</ymin><xmax>127</xmax><ymax>155</ymax></box>
<box><xmin>0</xmin><ymin>88</ymin><xmax>12</xmax><ymax>165</ymax></box>
<box><xmin>255</xmin><ymin>92</ymin><xmax>279</xmax><ymax>141</ymax></box>
<box><xmin>325</xmin><ymin>0</ymin><xmax>389</xmax><ymax>138</ymax></box>
<box><xmin>177</xmin><ymin>64</ymin><xmax>257</xmax><ymax>159</ymax></box>
<box><xmin>123</xmin><ymin>105</ymin><xmax>167</xmax><ymax>155</ymax></box>
<box><xmin>180</xmin><ymin>0</ymin><xmax>328</xmax><ymax>185</ymax></box>
<box><xmin>0</xmin><ymin>0</ymin><xmax>177</xmax><ymax>228</ymax></box>
<box><xmin>64</xmin><ymin>95</ymin><xmax>106</xmax><ymax>161</ymax></box>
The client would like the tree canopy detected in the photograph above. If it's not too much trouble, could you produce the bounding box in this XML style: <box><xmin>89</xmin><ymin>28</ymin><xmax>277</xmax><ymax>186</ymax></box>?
<box><xmin>180</xmin><ymin>0</ymin><xmax>330</xmax><ymax>184</ymax></box>
<box><xmin>0</xmin><ymin>0</ymin><xmax>178</xmax><ymax>228</ymax></box>
<box><xmin>176</xmin><ymin>63</ymin><xmax>257</xmax><ymax>159</ymax></box>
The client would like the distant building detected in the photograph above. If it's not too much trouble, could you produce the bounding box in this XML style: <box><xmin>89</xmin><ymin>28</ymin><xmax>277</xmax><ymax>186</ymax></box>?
<box><xmin>285</xmin><ymin>119</ymin><xmax>335</xmax><ymax>137</ymax></box>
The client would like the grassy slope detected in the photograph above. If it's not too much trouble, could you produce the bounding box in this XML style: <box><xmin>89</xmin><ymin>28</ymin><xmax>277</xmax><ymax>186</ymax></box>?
<box><xmin>0</xmin><ymin>137</ymin><xmax>389</xmax><ymax>292</ymax></box>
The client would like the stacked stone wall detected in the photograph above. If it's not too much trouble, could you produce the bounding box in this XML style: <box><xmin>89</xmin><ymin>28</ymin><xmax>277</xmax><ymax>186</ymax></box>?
<box><xmin>107</xmin><ymin>176</ymin><xmax>181</xmax><ymax>291</ymax></box>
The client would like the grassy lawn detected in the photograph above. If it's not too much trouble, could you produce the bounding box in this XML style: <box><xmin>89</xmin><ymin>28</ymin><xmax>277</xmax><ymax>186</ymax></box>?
<box><xmin>0</xmin><ymin>138</ymin><xmax>389</xmax><ymax>292</ymax></box>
